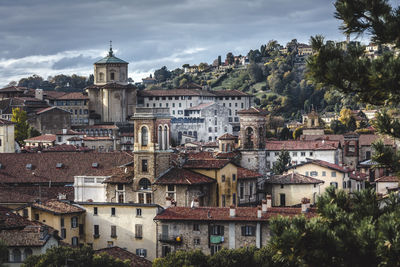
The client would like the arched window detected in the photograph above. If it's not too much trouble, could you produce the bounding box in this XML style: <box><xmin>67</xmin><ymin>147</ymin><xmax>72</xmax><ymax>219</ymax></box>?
<box><xmin>110</xmin><ymin>72</ymin><xmax>115</xmax><ymax>81</ymax></box>
<box><xmin>25</xmin><ymin>248</ymin><xmax>33</xmax><ymax>259</ymax></box>
<box><xmin>12</xmin><ymin>249</ymin><xmax>21</xmax><ymax>262</ymax></box>
<box><xmin>141</xmin><ymin>127</ymin><xmax>148</xmax><ymax>146</ymax></box>
<box><xmin>245</xmin><ymin>127</ymin><xmax>254</xmax><ymax>149</ymax></box>
<box><xmin>158</xmin><ymin>126</ymin><xmax>163</xmax><ymax>149</ymax></box>
<box><xmin>139</xmin><ymin>178</ymin><xmax>151</xmax><ymax>190</ymax></box>
<box><xmin>164</xmin><ymin>125</ymin><xmax>168</xmax><ymax>150</ymax></box>
<box><xmin>227</xmin><ymin>143</ymin><xmax>231</xmax><ymax>152</ymax></box>
<box><xmin>99</xmin><ymin>72</ymin><xmax>104</xmax><ymax>81</ymax></box>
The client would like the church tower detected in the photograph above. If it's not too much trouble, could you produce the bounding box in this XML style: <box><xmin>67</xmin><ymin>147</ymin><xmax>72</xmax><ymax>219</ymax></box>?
<box><xmin>130</xmin><ymin>108</ymin><xmax>172</xmax><ymax>203</ymax></box>
<box><xmin>238</xmin><ymin>107</ymin><xmax>268</xmax><ymax>175</ymax></box>
<box><xmin>86</xmin><ymin>42</ymin><xmax>136</xmax><ymax>123</ymax></box>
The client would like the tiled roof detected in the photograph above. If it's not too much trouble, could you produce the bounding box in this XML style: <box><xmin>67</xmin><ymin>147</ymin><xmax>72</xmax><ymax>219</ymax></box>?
<box><xmin>103</xmin><ymin>166</ymin><xmax>134</xmax><ymax>184</ymax></box>
<box><xmin>215</xmin><ymin>151</ymin><xmax>240</xmax><ymax>159</ymax></box>
<box><xmin>237</xmin><ymin>107</ymin><xmax>267</xmax><ymax>115</ymax></box>
<box><xmin>349</xmin><ymin>171</ymin><xmax>368</xmax><ymax>181</ymax></box>
<box><xmin>95</xmin><ymin>247</ymin><xmax>152</xmax><ymax>267</ymax></box>
<box><xmin>43</xmin><ymin>144</ymin><xmax>92</xmax><ymax>152</ymax></box>
<box><xmin>266</xmin><ymin>173</ymin><xmax>324</xmax><ymax>184</ymax></box>
<box><xmin>183</xmin><ymin>159</ymin><xmax>231</xmax><ymax>169</ymax></box>
<box><xmin>375</xmin><ymin>176</ymin><xmax>399</xmax><ymax>182</ymax></box>
<box><xmin>186</xmin><ymin>151</ymin><xmax>214</xmax><ymax>160</ymax></box>
<box><xmin>25</xmin><ymin>134</ymin><xmax>56</xmax><ymax>143</ymax></box>
<box><xmin>56</xmin><ymin>92</ymin><xmax>89</xmax><ymax>100</ymax></box>
<box><xmin>185</xmin><ymin>102</ymin><xmax>215</xmax><ymax>110</ymax></box>
<box><xmin>218</xmin><ymin>133</ymin><xmax>237</xmax><ymax>140</ymax></box>
<box><xmin>67</xmin><ymin>137</ymin><xmax>82</xmax><ymax>141</ymax></box>
<box><xmin>0</xmin><ymin>86</ymin><xmax>27</xmax><ymax>92</ymax></box>
<box><xmin>154</xmin><ymin>206</ymin><xmax>316</xmax><ymax>222</ymax></box>
<box><xmin>237</xmin><ymin>167</ymin><xmax>263</xmax><ymax>179</ymax></box>
<box><xmin>95</xmin><ymin>51</ymin><xmax>128</xmax><ymax>64</ymax></box>
<box><xmin>266</xmin><ymin>140</ymin><xmax>339</xmax><ymax>151</ymax></box>
<box><xmin>43</xmin><ymin>91</ymin><xmax>67</xmax><ymax>100</ymax></box>
<box><xmin>36</xmin><ymin>106</ymin><xmax>69</xmax><ymax>115</ymax></box>
<box><xmin>137</xmin><ymin>89</ymin><xmax>215</xmax><ymax>97</ymax></box>
<box><xmin>0</xmin><ymin>185</ymin><xmax>74</xmax><ymax>204</ymax></box>
<box><xmin>0</xmin><ymin>206</ymin><xmax>30</xmax><ymax>230</ymax></box>
<box><xmin>0</xmin><ymin>118</ymin><xmax>14</xmax><ymax>125</ymax></box>
<box><xmin>0</xmin><ymin>152</ymin><xmax>133</xmax><ymax>184</ymax></box>
<box><xmin>32</xmin><ymin>199</ymin><xmax>85</xmax><ymax>215</ymax></box>
<box><xmin>292</xmin><ymin>159</ymin><xmax>350</xmax><ymax>173</ymax></box>
<box><xmin>155</xmin><ymin>167</ymin><xmax>215</xmax><ymax>185</ymax></box>
<box><xmin>359</xmin><ymin>134</ymin><xmax>395</xmax><ymax>146</ymax></box>
<box><xmin>0</xmin><ymin>224</ymin><xmax>58</xmax><ymax>247</ymax></box>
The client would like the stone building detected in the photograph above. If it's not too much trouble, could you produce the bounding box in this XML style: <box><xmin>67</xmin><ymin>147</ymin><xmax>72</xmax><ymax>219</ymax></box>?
<box><xmin>0</xmin><ymin>118</ymin><xmax>15</xmax><ymax>153</ymax></box>
<box><xmin>237</xmin><ymin>167</ymin><xmax>263</xmax><ymax>206</ymax></box>
<box><xmin>29</xmin><ymin>106</ymin><xmax>71</xmax><ymax>134</ymax></box>
<box><xmin>53</xmin><ymin>92</ymin><xmax>89</xmax><ymax>126</ymax></box>
<box><xmin>86</xmin><ymin>46</ymin><xmax>136</xmax><ymax>123</ymax></box>
<box><xmin>154</xmin><ymin>199</ymin><xmax>316</xmax><ymax>257</ymax></box>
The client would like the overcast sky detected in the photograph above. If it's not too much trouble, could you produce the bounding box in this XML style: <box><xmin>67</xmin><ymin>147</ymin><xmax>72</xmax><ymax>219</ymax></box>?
<box><xmin>0</xmin><ymin>0</ymin><xmax>368</xmax><ymax>87</ymax></box>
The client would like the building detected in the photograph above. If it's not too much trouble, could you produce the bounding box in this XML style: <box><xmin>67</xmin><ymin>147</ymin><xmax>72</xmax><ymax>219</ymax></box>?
<box><xmin>78</xmin><ymin>202</ymin><xmax>161</xmax><ymax>261</ymax></box>
<box><xmin>153</xmin><ymin>199</ymin><xmax>316</xmax><ymax>257</ymax></box>
<box><xmin>265</xmin><ymin>173</ymin><xmax>323</xmax><ymax>206</ymax></box>
<box><xmin>0</xmin><ymin>118</ymin><xmax>15</xmax><ymax>153</ymax></box>
<box><xmin>31</xmin><ymin>106</ymin><xmax>71</xmax><ymax>134</ymax></box>
<box><xmin>86</xmin><ymin>45</ymin><xmax>136</xmax><ymax>123</ymax></box>
<box><xmin>265</xmin><ymin>140</ymin><xmax>341</xmax><ymax>168</ymax></box>
<box><xmin>0</xmin><ymin>206</ymin><xmax>60</xmax><ymax>266</ymax></box>
<box><xmin>237</xmin><ymin>167</ymin><xmax>263</xmax><ymax>206</ymax></box>
<box><xmin>54</xmin><ymin>92</ymin><xmax>89</xmax><ymax>126</ymax></box>
<box><xmin>95</xmin><ymin>246</ymin><xmax>152</xmax><ymax>267</ymax></box>
<box><xmin>15</xmin><ymin>199</ymin><xmax>86</xmax><ymax>246</ymax></box>
<box><xmin>374</xmin><ymin>176</ymin><xmax>399</xmax><ymax>195</ymax></box>
<box><xmin>24</xmin><ymin>134</ymin><xmax>56</xmax><ymax>148</ymax></box>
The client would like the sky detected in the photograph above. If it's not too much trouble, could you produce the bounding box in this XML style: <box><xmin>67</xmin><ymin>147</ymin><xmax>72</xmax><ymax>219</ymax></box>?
<box><xmin>0</xmin><ymin>0</ymin><xmax>365</xmax><ymax>87</ymax></box>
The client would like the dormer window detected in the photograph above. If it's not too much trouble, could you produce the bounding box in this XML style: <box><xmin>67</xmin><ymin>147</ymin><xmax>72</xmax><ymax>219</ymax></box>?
<box><xmin>56</xmin><ymin>163</ymin><xmax>63</xmax><ymax>169</ymax></box>
<box><xmin>26</xmin><ymin>164</ymin><xmax>32</xmax><ymax>170</ymax></box>
<box><xmin>92</xmin><ymin>162</ymin><xmax>99</xmax><ymax>168</ymax></box>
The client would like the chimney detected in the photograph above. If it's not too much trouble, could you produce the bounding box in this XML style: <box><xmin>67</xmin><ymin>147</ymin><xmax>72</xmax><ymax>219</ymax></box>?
<box><xmin>257</xmin><ymin>206</ymin><xmax>262</xmax><ymax>218</ymax></box>
<box><xmin>193</xmin><ymin>198</ymin><xmax>199</xmax><ymax>208</ymax></box>
<box><xmin>266</xmin><ymin>195</ymin><xmax>272</xmax><ymax>208</ymax></box>
<box><xmin>229</xmin><ymin>205</ymin><xmax>236</xmax><ymax>217</ymax></box>
<box><xmin>262</xmin><ymin>199</ymin><xmax>268</xmax><ymax>213</ymax></box>
<box><xmin>62</xmin><ymin>129</ymin><xmax>67</xmax><ymax>135</ymax></box>
<box><xmin>165</xmin><ymin>197</ymin><xmax>171</xmax><ymax>208</ymax></box>
<box><xmin>35</xmin><ymin>89</ymin><xmax>43</xmax><ymax>100</ymax></box>
<box><xmin>301</xmin><ymin>198</ymin><xmax>311</xmax><ymax>213</ymax></box>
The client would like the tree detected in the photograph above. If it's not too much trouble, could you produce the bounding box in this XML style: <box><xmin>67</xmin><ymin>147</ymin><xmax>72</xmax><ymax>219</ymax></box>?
<box><xmin>11</xmin><ymin>108</ymin><xmax>29</xmax><ymax>144</ymax></box>
<box><xmin>154</xmin><ymin>66</ymin><xmax>171</xmax><ymax>82</ymax></box>
<box><xmin>23</xmin><ymin>245</ymin><xmax>130</xmax><ymax>267</ymax></box>
<box><xmin>28</xmin><ymin>126</ymin><xmax>41</xmax><ymax>138</ymax></box>
<box><xmin>247</xmin><ymin>63</ymin><xmax>263</xmax><ymax>83</ymax></box>
<box><xmin>330</xmin><ymin>120</ymin><xmax>347</xmax><ymax>134</ymax></box>
<box><xmin>279</xmin><ymin>126</ymin><xmax>292</xmax><ymax>140</ymax></box>
<box><xmin>153</xmin><ymin>250</ymin><xmax>209</xmax><ymax>267</ymax></box>
<box><xmin>226</xmin><ymin>52</ymin><xmax>234</xmax><ymax>65</ymax></box>
<box><xmin>217</xmin><ymin>55</ymin><xmax>222</xmax><ymax>66</ymax></box>
<box><xmin>293</xmin><ymin>126</ymin><xmax>303</xmax><ymax>140</ymax></box>
<box><xmin>338</xmin><ymin>108</ymin><xmax>352</xmax><ymax>127</ymax></box>
<box><xmin>272</xmin><ymin>149</ymin><xmax>291</xmax><ymax>175</ymax></box>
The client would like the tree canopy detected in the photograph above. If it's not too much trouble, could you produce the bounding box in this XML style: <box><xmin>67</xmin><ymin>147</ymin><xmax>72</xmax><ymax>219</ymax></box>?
<box><xmin>11</xmin><ymin>108</ymin><xmax>29</xmax><ymax>144</ymax></box>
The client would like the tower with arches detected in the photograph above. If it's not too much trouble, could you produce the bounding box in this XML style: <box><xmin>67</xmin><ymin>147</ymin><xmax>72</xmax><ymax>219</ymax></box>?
<box><xmin>131</xmin><ymin>108</ymin><xmax>172</xmax><ymax>203</ymax></box>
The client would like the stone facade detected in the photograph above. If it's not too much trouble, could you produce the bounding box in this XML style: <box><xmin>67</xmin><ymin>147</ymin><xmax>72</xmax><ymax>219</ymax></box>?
<box><xmin>0</xmin><ymin>119</ymin><xmax>15</xmax><ymax>153</ymax></box>
<box><xmin>29</xmin><ymin>107</ymin><xmax>71</xmax><ymax>134</ymax></box>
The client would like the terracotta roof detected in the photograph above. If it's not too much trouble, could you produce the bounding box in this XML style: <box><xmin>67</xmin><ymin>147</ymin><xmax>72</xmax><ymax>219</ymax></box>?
<box><xmin>266</xmin><ymin>140</ymin><xmax>340</xmax><ymax>151</ymax></box>
<box><xmin>375</xmin><ymin>176</ymin><xmax>399</xmax><ymax>182</ymax></box>
<box><xmin>67</xmin><ymin>137</ymin><xmax>82</xmax><ymax>141</ymax></box>
<box><xmin>32</xmin><ymin>199</ymin><xmax>85</xmax><ymax>215</ymax></box>
<box><xmin>237</xmin><ymin>107</ymin><xmax>267</xmax><ymax>115</ymax></box>
<box><xmin>137</xmin><ymin>89</ymin><xmax>215</xmax><ymax>97</ymax></box>
<box><xmin>103</xmin><ymin>166</ymin><xmax>134</xmax><ymax>184</ymax></box>
<box><xmin>0</xmin><ymin>224</ymin><xmax>58</xmax><ymax>247</ymax></box>
<box><xmin>215</xmin><ymin>151</ymin><xmax>240</xmax><ymax>159</ymax></box>
<box><xmin>95</xmin><ymin>247</ymin><xmax>152</xmax><ymax>267</ymax></box>
<box><xmin>292</xmin><ymin>159</ymin><xmax>350</xmax><ymax>173</ymax></box>
<box><xmin>0</xmin><ymin>86</ymin><xmax>28</xmax><ymax>92</ymax></box>
<box><xmin>43</xmin><ymin>144</ymin><xmax>92</xmax><ymax>152</ymax></box>
<box><xmin>36</xmin><ymin>106</ymin><xmax>69</xmax><ymax>115</ymax></box>
<box><xmin>43</xmin><ymin>91</ymin><xmax>67</xmax><ymax>100</ymax></box>
<box><xmin>218</xmin><ymin>133</ymin><xmax>237</xmax><ymax>140</ymax></box>
<box><xmin>0</xmin><ymin>118</ymin><xmax>14</xmax><ymax>125</ymax></box>
<box><xmin>154</xmin><ymin>206</ymin><xmax>316</xmax><ymax>222</ymax></box>
<box><xmin>185</xmin><ymin>102</ymin><xmax>215</xmax><ymax>110</ymax></box>
<box><xmin>0</xmin><ymin>206</ymin><xmax>31</xmax><ymax>230</ymax></box>
<box><xmin>266</xmin><ymin>173</ymin><xmax>324</xmax><ymax>184</ymax></box>
<box><xmin>186</xmin><ymin>151</ymin><xmax>214</xmax><ymax>160</ymax></box>
<box><xmin>82</xmin><ymin>136</ymin><xmax>113</xmax><ymax>141</ymax></box>
<box><xmin>155</xmin><ymin>167</ymin><xmax>215</xmax><ymax>185</ymax></box>
<box><xmin>56</xmin><ymin>92</ymin><xmax>88</xmax><ymax>100</ymax></box>
<box><xmin>0</xmin><ymin>185</ymin><xmax>74</xmax><ymax>204</ymax></box>
<box><xmin>183</xmin><ymin>159</ymin><xmax>231</xmax><ymax>169</ymax></box>
<box><xmin>25</xmin><ymin>134</ymin><xmax>56</xmax><ymax>143</ymax></box>
<box><xmin>349</xmin><ymin>171</ymin><xmax>368</xmax><ymax>181</ymax></box>
<box><xmin>237</xmin><ymin>167</ymin><xmax>263</xmax><ymax>180</ymax></box>
<box><xmin>359</xmin><ymin>134</ymin><xmax>395</xmax><ymax>146</ymax></box>
<box><xmin>0</xmin><ymin>152</ymin><xmax>133</xmax><ymax>184</ymax></box>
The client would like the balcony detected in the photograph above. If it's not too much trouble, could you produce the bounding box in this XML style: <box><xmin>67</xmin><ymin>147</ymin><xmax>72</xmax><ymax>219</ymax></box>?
<box><xmin>158</xmin><ymin>234</ymin><xmax>183</xmax><ymax>244</ymax></box>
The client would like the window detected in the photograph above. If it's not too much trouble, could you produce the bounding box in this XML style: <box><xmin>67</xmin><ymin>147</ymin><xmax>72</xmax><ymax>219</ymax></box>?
<box><xmin>135</xmin><ymin>224</ymin><xmax>143</xmax><ymax>238</ymax></box>
<box><xmin>34</xmin><ymin>213</ymin><xmax>39</xmax><ymax>221</ymax></box>
<box><xmin>94</xmin><ymin>207</ymin><xmax>98</xmax><ymax>215</ymax></box>
<box><xmin>110</xmin><ymin>72</ymin><xmax>115</xmax><ymax>80</ymax></box>
<box><xmin>305</xmin><ymin>171</ymin><xmax>309</xmax><ymax>176</ymax></box>
<box><xmin>94</xmin><ymin>225</ymin><xmax>100</xmax><ymax>238</ymax></box>
<box><xmin>239</xmin><ymin>183</ymin><xmax>244</xmax><ymax>199</ymax></box>
<box><xmin>222</xmin><ymin>195</ymin><xmax>226</xmax><ymax>207</ymax></box>
<box><xmin>232</xmin><ymin>193</ymin><xmax>236</xmax><ymax>205</ymax></box>
<box><xmin>301</xmin><ymin>152</ymin><xmax>306</xmax><ymax>156</ymax></box>
<box><xmin>330</xmin><ymin>182</ymin><xmax>338</xmax><ymax>188</ymax></box>
<box><xmin>139</xmin><ymin>178</ymin><xmax>151</xmax><ymax>190</ymax></box>
<box><xmin>142</xmin><ymin>159</ymin><xmax>148</xmax><ymax>172</ymax></box>
<box><xmin>280</xmin><ymin>194</ymin><xmax>286</xmax><ymax>206</ymax></box>
<box><xmin>208</xmin><ymin>127</ymin><xmax>212</xmax><ymax>133</ymax></box>
<box><xmin>111</xmin><ymin>225</ymin><xmax>117</xmax><ymax>238</ymax></box>
<box><xmin>136</xmin><ymin>208</ymin><xmax>142</xmax><ymax>217</ymax></box>
<box><xmin>61</xmin><ymin>228</ymin><xmax>66</xmax><ymax>239</ymax></box>
<box><xmin>194</xmin><ymin>238</ymin><xmax>200</xmax><ymax>245</ymax></box>
<box><xmin>136</xmin><ymin>248</ymin><xmax>147</xmax><ymax>258</ymax></box>
<box><xmin>71</xmin><ymin>237</ymin><xmax>79</xmax><ymax>246</ymax></box>
<box><xmin>58</xmin><ymin>136</ymin><xmax>62</xmax><ymax>142</ymax></box>
<box><xmin>60</xmin><ymin>217</ymin><xmax>64</xmax><ymax>227</ymax></box>
<box><xmin>193</xmin><ymin>224</ymin><xmax>200</xmax><ymax>231</ymax></box>
<box><xmin>280</xmin><ymin>184</ymin><xmax>284</xmax><ymax>189</ymax></box>
<box><xmin>310</xmin><ymin>171</ymin><xmax>318</xmax><ymax>176</ymax></box>
<box><xmin>146</xmin><ymin>193</ymin><xmax>152</xmax><ymax>203</ymax></box>
<box><xmin>141</xmin><ymin>127</ymin><xmax>148</xmax><ymax>146</ymax></box>
<box><xmin>162</xmin><ymin>245</ymin><xmax>171</xmax><ymax>257</ymax></box>
<box><xmin>211</xmin><ymin>225</ymin><xmax>224</xmax><ymax>235</ymax></box>
<box><xmin>12</xmin><ymin>249</ymin><xmax>21</xmax><ymax>262</ymax></box>
<box><xmin>241</xmin><ymin>226</ymin><xmax>255</xmax><ymax>236</ymax></box>
<box><xmin>274</xmin><ymin>152</ymin><xmax>279</xmax><ymax>156</ymax></box>
<box><xmin>22</xmin><ymin>209</ymin><xmax>28</xmax><ymax>218</ymax></box>
<box><xmin>211</xmin><ymin>245</ymin><xmax>221</xmax><ymax>256</ymax></box>
<box><xmin>322</xmin><ymin>171</ymin><xmax>326</xmax><ymax>176</ymax></box>
<box><xmin>71</xmin><ymin>217</ymin><xmax>78</xmax><ymax>228</ymax></box>
<box><xmin>309</xmin><ymin>152</ymin><xmax>313</xmax><ymax>156</ymax></box>
<box><xmin>111</xmin><ymin>207</ymin><xmax>116</xmax><ymax>216</ymax></box>
<box><xmin>25</xmin><ymin>248</ymin><xmax>32</xmax><ymax>259</ymax></box>
<box><xmin>232</xmin><ymin>174</ymin><xmax>236</xmax><ymax>182</ymax></box>
<box><xmin>138</xmin><ymin>193</ymin><xmax>144</xmax><ymax>204</ymax></box>
<box><xmin>331</xmin><ymin>171</ymin><xmax>337</xmax><ymax>177</ymax></box>
<box><xmin>221</xmin><ymin>175</ymin><xmax>226</xmax><ymax>182</ymax></box>
<box><xmin>250</xmin><ymin>183</ymin><xmax>253</xmax><ymax>196</ymax></box>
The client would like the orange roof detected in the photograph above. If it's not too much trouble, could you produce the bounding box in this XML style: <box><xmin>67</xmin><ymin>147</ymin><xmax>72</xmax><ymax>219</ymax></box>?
<box><xmin>25</xmin><ymin>134</ymin><xmax>56</xmax><ymax>143</ymax></box>
<box><xmin>266</xmin><ymin>140</ymin><xmax>339</xmax><ymax>151</ymax></box>
<box><xmin>375</xmin><ymin>176</ymin><xmax>399</xmax><ymax>182</ymax></box>
<box><xmin>183</xmin><ymin>159</ymin><xmax>231</xmax><ymax>169</ymax></box>
<box><xmin>32</xmin><ymin>199</ymin><xmax>85</xmax><ymax>215</ymax></box>
<box><xmin>237</xmin><ymin>167</ymin><xmax>263</xmax><ymax>179</ymax></box>
<box><xmin>155</xmin><ymin>167</ymin><xmax>215</xmax><ymax>185</ymax></box>
<box><xmin>56</xmin><ymin>92</ymin><xmax>89</xmax><ymax>100</ymax></box>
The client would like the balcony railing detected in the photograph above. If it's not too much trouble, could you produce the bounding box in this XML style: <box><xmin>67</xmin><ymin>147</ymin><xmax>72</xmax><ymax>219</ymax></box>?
<box><xmin>158</xmin><ymin>234</ymin><xmax>183</xmax><ymax>244</ymax></box>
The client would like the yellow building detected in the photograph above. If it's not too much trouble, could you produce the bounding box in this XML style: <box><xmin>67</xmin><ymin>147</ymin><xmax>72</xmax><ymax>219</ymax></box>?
<box><xmin>78</xmin><ymin>202</ymin><xmax>160</xmax><ymax>261</ymax></box>
<box><xmin>184</xmin><ymin>159</ymin><xmax>238</xmax><ymax>207</ymax></box>
<box><xmin>265</xmin><ymin>173</ymin><xmax>323</xmax><ymax>206</ymax></box>
<box><xmin>15</xmin><ymin>199</ymin><xmax>85</xmax><ymax>246</ymax></box>
<box><xmin>0</xmin><ymin>118</ymin><xmax>15</xmax><ymax>153</ymax></box>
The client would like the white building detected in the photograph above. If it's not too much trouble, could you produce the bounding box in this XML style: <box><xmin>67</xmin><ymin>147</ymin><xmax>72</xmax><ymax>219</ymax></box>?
<box><xmin>74</xmin><ymin>175</ymin><xmax>107</xmax><ymax>202</ymax></box>
<box><xmin>375</xmin><ymin>176</ymin><xmax>399</xmax><ymax>195</ymax></box>
<box><xmin>265</xmin><ymin>140</ymin><xmax>341</xmax><ymax>169</ymax></box>
<box><xmin>0</xmin><ymin>118</ymin><xmax>15</xmax><ymax>153</ymax></box>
